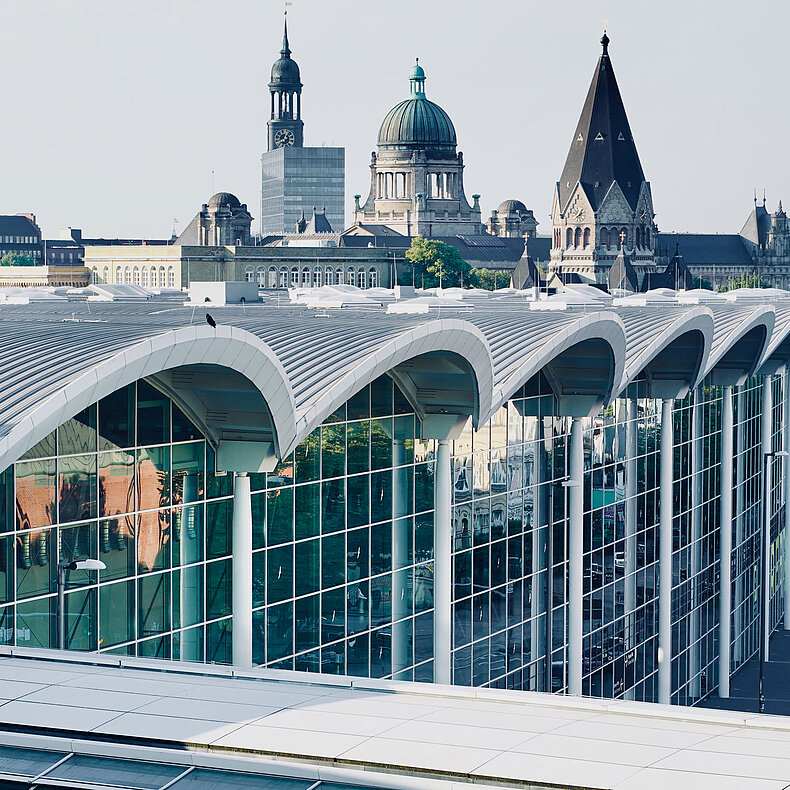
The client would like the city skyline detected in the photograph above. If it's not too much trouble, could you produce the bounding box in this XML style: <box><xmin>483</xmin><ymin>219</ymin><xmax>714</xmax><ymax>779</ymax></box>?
<box><xmin>0</xmin><ymin>0</ymin><xmax>787</xmax><ymax>239</ymax></box>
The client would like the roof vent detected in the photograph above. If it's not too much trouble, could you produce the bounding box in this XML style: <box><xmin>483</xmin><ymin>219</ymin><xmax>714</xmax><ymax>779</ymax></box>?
<box><xmin>577</xmin><ymin>133</ymin><xmax>583</xmax><ymax>142</ymax></box>
<box><xmin>617</xmin><ymin>132</ymin><xmax>625</xmax><ymax>141</ymax></box>
<box><xmin>595</xmin><ymin>132</ymin><xmax>604</xmax><ymax>141</ymax></box>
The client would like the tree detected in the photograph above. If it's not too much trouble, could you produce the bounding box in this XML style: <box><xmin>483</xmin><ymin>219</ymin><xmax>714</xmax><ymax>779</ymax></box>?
<box><xmin>717</xmin><ymin>272</ymin><xmax>771</xmax><ymax>292</ymax></box>
<box><xmin>0</xmin><ymin>253</ymin><xmax>35</xmax><ymax>267</ymax></box>
<box><xmin>691</xmin><ymin>276</ymin><xmax>714</xmax><ymax>291</ymax></box>
<box><xmin>405</xmin><ymin>236</ymin><xmax>471</xmax><ymax>288</ymax></box>
<box><xmin>469</xmin><ymin>268</ymin><xmax>507</xmax><ymax>290</ymax></box>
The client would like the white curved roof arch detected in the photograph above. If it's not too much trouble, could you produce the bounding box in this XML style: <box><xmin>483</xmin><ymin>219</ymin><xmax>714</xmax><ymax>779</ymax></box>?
<box><xmin>487</xmin><ymin>312</ymin><xmax>626</xmax><ymax>420</ymax></box>
<box><xmin>615</xmin><ymin>307</ymin><xmax>714</xmax><ymax>400</ymax></box>
<box><xmin>0</xmin><ymin>325</ymin><xmax>296</xmax><ymax>474</ymax></box>
<box><xmin>701</xmin><ymin>305</ymin><xmax>774</xmax><ymax>385</ymax></box>
<box><xmin>290</xmin><ymin>319</ymin><xmax>494</xmax><ymax>453</ymax></box>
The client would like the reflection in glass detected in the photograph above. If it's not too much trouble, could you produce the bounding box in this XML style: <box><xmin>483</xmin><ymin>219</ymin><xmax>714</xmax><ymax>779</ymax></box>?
<box><xmin>58</xmin><ymin>454</ymin><xmax>97</xmax><ymax>523</ymax></box>
<box><xmin>15</xmin><ymin>459</ymin><xmax>56</xmax><ymax>530</ymax></box>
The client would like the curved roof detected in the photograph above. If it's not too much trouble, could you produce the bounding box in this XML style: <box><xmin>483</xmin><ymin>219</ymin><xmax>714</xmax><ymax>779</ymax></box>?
<box><xmin>377</xmin><ymin>62</ymin><xmax>457</xmax><ymax>151</ymax></box>
<box><xmin>700</xmin><ymin>304</ymin><xmax>774</xmax><ymax>385</ymax></box>
<box><xmin>0</xmin><ymin>324</ymin><xmax>296</xmax><ymax>475</ymax></box>
<box><xmin>208</xmin><ymin>192</ymin><xmax>241</xmax><ymax>209</ymax></box>
<box><xmin>614</xmin><ymin>306</ymin><xmax>713</xmax><ymax>399</ymax></box>
<box><xmin>497</xmin><ymin>199</ymin><xmax>528</xmax><ymax>214</ymax></box>
<box><xmin>4</xmin><ymin>289</ymin><xmax>790</xmax><ymax>471</ymax></box>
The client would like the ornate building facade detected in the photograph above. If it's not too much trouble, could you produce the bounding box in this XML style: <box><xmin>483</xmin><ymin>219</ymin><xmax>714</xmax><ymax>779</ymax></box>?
<box><xmin>549</xmin><ymin>34</ymin><xmax>658</xmax><ymax>288</ymax></box>
<box><xmin>352</xmin><ymin>61</ymin><xmax>482</xmax><ymax>237</ymax></box>
<box><xmin>176</xmin><ymin>192</ymin><xmax>253</xmax><ymax>247</ymax></box>
<box><xmin>486</xmin><ymin>200</ymin><xmax>538</xmax><ymax>239</ymax></box>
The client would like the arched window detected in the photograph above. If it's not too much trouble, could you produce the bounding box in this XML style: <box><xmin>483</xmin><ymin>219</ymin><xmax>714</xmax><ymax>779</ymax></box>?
<box><xmin>566</xmin><ymin>228</ymin><xmax>573</xmax><ymax>248</ymax></box>
<box><xmin>574</xmin><ymin>227</ymin><xmax>582</xmax><ymax>248</ymax></box>
<box><xmin>244</xmin><ymin>266</ymin><xmax>255</xmax><ymax>283</ymax></box>
<box><xmin>301</xmin><ymin>266</ymin><xmax>310</xmax><ymax>287</ymax></box>
<box><xmin>313</xmin><ymin>265</ymin><xmax>322</xmax><ymax>287</ymax></box>
<box><xmin>347</xmin><ymin>267</ymin><xmax>355</xmax><ymax>285</ymax></box>
<box><xmin>256</xmin><ymin>266</ymin><xmax>265</xmax><ymax>285</ymax></box>
<box><xmin>583</xmin><ymin>228</ymin><xmax>591</xmax><ymax>248</ymax></box>
<box><xmin>102</xmin><ymin>266</ymin><xmax>109</xmax><ymax>283</ymax></box>
<box><xmin>358</xmin><ymin>270</ymin><xmax>366</xmax><ymax>288</ymax></box>
<box><xmin>268</xmin><ymin>267</ymin><xmax>277</xmax><ymax>288</ymax></box>
<box><xmin>123</xmin><ymin>266</ymin><xmax>131</xmax><ymax>284</ymax></box>
<box><xmin>141</xmin><ymin>267</ymin><xmax>148</xmax><ymax>287</ymax></box>
<box><xmin>167</xmin><ymin>266</ymin><xmax>175</xmax><ymax>288</ymax></box>
<box><xmin>325</xmin><ymin>266</ymin><xmax>334</xmax><ymax>286</ymax></box>
<box><xmin>115</xmin><ymin>266</ymin><xmax>122</xmax><ymax>283</ymax></box>
<box><xmin>158</xmin><ymin>266</ymin><xmax>166</xmax><ymax>287</ymax></box>
<box><xmin>645</xmin><ymin>227</ymin><xmax>651</xmax><ymax>248</ymax></box>
<box><xmin>290</xmin><ymin>267</ymin><xmax>299</xmax><ymax>287</ymax></box>
<box><xmin>91</xmin><ymin>267</ymin><xmax>99</xmax><ymax>285</ymax></box>
<box><xmin>150</xmin><ymin>266</ymin><xmax>157</xmax><ymax>286</ymax></box>
<box><xmin>599</xmin><ymin>228</ymin><xmax>608</xmax><ymax>248</ymax></box>
<box><xmin>368</xmin><ymin>268</ymin><xmax>378</xmax><ymax>288</ymax></box>
<box><xmin>279</xmin><ymin>267</ymin><xmax>288</xmax><ymax>287</ymax></box>
<box><xmin>337</xmin><ymin>268</ymin><xmax>344</xmax><ymax>285</ymax></box>
<box><xmin>132</xmin><ymin>266</ymin><xmax>140</xmax><ymax>285</ymax></box>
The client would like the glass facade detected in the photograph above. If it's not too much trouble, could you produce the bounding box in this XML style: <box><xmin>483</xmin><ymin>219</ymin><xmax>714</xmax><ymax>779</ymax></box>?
<box><xmin>260</xmin><ymin>147</ymin><xmax>345</xmax><ymax>236</ymax></box>
<box><xmin>0</xmin><ymin>366</ymin><xmax>787</xmax><ymax>706</ymax></box>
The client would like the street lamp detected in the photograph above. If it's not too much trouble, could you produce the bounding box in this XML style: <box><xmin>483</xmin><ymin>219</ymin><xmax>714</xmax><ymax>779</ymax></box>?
<box><xmin>56</xmin><ymin>559</ymin><xmax>106</xmax><ymax>651</ymax></box>
<box><xmin>759</xmin><ymin>449</ymin><xmax>788</xmax><ymax>713</ymax></box>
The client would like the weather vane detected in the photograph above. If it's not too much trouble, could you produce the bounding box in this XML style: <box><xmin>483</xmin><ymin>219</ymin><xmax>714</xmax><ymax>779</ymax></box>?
<box><xmin>603</xmin><ymin>16</ymin><xmax>608</xmax><ymax>32</ymax></box>
<box><xmin>284</xmin><ymin>1</ymin><xmax>292</xmax><ymax>15</ymax></box>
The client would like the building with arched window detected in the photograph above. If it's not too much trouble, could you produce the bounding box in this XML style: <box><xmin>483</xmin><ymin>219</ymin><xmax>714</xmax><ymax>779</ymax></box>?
<box><xmin>1</xmin><ymin>287</ymin><xmax>790</xmax><ymax>713</ymax></box>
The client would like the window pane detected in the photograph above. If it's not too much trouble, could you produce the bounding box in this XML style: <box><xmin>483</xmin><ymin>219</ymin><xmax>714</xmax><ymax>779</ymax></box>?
<box><xmin>138</xmin><ymin>572</ymin><xmax>170</xmax><ymax>638</ymax></box>
<box><xmin>173</xmin><ymin>504</ymin><xmax>203</xmax><ymax>565</ymax></box>
<box><xmin>321</xmin><ymin>424</ymin><xmax>345</xmax><ymax>479</ymax></box>
<box><xmin>17</xmin><ymin>596</ymin><xmax>54</xmax><ymax>649</ymax></box>
<box><xmin>58</xmin><ymin>454</ymin><xmax>97</xmax><ymax>523</ymax></box>
<box><xmin>137</xmin><ymin>446</ymin><xmax>170</xmax><ymax>509</ymax></box>
<box><xmin>17</xmin><ymin>528</ymin><xmax>55</xmax><ymax>598</ymax></box>
<box><xmin>58</xmin><ymin>405</ymin><xmax>96</xmax><ymax>456</ymax></box>
<box><xmin>16</xmin><ymin>459</ymin><xmax>55</xmax><ymax>530</ymax></box>
<box><xmin>100</xmin><ymin>580</ymin><xmax>134</xmax><ymax>648</ymax></box>
<box><xmin>294</xmin><ymin>484</ymin><xmax>318</xmax><ymax>540</ymax></box>
<box><xmin>137</xmin><ymin>381</ymin><xmax>170</xmax><ymax>446</ymax></box>
<box><xmin>99</xmin><ymin>515</ymin><xmax>134</xmax><ymax>580</ymax></box>
<box><xmin>267</xmin><ymin>487</ymin><xmax>293</xmax><ymax>545</ymax></box>
<box><xmin>294</xmin><ymin>431</ymin><xmax>319</xmax><ymax>483</ymax></box>
<box><xmin>206</xmin><ymin>499</ymin><xmax>232</xmax><ymax>559</ymax></box>
<box><xmin>174</xmin><ymin>564</ymin><xmax>204</xmax><ymax>629</ymax></box>
<box><xmin>267</xmin><ymin>545</ymin><xmax>293</xmax><ymax>604</ymax></box>
<box><xmin>137</xmin><ymin>510</ymin><xmax>170</xmax><ymax>573</ymax></box>
<box><xmin>295</xmin><ymin>539</ymin><xmax>319</xmax><ymax>597</ymax></box>
<box><xmin>206</xmin><ymin>559</ymin><xmax>230</xmax><ymax>620</ymax></box>
<box><xmin>172</xmin><ymin>442</ymin><xmax>204</xmax><ymax>505</ymax></box>
<box><xmin>99</xmin><ymin>384</ymin><xmax>135</xmax><ymax>450</ymax></box>
<box><xmin>99</xmin><ymin>449</ymin><xmax>134</xmax><ymax>518</ymax></box>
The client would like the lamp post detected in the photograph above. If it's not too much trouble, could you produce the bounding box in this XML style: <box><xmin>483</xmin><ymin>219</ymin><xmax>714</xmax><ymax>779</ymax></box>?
<box><xmin>759</xmin><ymin>450</ymin><xmax>788</xmax><ymax>713</ymax></box>
<box><xmin>57</xmin><ymin>559</ymin><xmax>106</xmax><ymax>651</ymax></box>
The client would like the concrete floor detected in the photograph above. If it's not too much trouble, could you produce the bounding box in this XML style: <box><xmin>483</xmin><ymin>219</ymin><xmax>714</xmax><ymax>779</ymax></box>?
<box><xmin>701</xmin><ymin>629</ymin><xmax>790</xmax><ymax>715</ymax></box>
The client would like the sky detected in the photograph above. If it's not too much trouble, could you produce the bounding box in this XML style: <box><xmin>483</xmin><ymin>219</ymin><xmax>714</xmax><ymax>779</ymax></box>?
<box><xmin>0</xmin><ymin>0</ymin><xmax>787</xmax><ymax>239</ymax></box>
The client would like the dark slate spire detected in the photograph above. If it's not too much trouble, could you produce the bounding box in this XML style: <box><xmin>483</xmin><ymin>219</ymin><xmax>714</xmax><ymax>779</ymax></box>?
<box><xmin>558</xmin><ymin>33</ymin><xmax>645</xmax><ymax>213</ymax></box>
<box><xmin>281</xmin><ymin>15</ymin><xmax>291</xmax><ymax>56</ymax></box>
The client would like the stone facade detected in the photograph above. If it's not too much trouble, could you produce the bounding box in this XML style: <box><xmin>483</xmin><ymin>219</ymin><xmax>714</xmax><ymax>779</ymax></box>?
<box><xmin>486</xmin><ymin>200</ymin><xmax>538</xmax><ymax>239</ymax></box>
<box><xmin>353</xmin><ymin>61</ymin><xmax>482</xmax><ymax>237</ymax></box>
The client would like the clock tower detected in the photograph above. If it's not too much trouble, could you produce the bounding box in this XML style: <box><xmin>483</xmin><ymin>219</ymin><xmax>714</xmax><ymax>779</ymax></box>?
<box><xmin>267</xmin><ymin>15</ymin><xmax>304</xmax><ymax>150</ymax></box>
<box><xmin>260</xmin><ymin>14</ymin><xmax>345</xmax><ymax>235</ymax></box>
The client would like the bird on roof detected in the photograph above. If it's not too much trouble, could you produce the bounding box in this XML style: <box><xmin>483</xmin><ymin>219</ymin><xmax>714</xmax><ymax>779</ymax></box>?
<box><xmin>206</xmin><ymin>313</ymin><xmax>216</xmax><ymax>328</ymax></box>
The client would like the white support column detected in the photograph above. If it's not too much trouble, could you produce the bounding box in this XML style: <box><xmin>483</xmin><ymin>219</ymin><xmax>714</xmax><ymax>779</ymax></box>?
<box><xmin>568</xmin><ymin>417</ymin><xmax>584</xmax><ymax>696</ymax></box>
<box><xmin>232</xmin><ymin>472</ymin><xmax>253</xmax><ymax>668</ymax></box>
<box><xmin>658</xmin><ymin>398</ymin><xmax>674</xmax><ymax>705</ymax></box>
<box><xmin>434</xmin><ymin>440</ymin><xmax>452</xmax><ymax>684</ymax></box>
<box><xmin>391</xmin><ymin>439</ymin><xmax>410</xmax><ymax>674</ymax></box>
<box><xmin>719</xmin><ymin>385</ymin><xmax>734</xmax><ymax>698</ymax></box>
<box><xmin>690</xmin><ymin>394</ymin><xmax>703</xmax><ymax>698</ymax></box>
<box><xmin>784</xmin><ymin>369</ymin><xmax>790</xmax><ymax>631</ymax></box>
<box><xmin>624</xmin><ymin>398</ymin><xmax>638</xmax><ymax>701</ymax></box>
<box><xmin>762</xmin><ymin>375</ymin><xmax>773</xmax><ymax>657</ymax></box>
<box><xmin>734</xmin><ymin>388</ymin><xmax>746</xmax><ymax>663</ymax></box>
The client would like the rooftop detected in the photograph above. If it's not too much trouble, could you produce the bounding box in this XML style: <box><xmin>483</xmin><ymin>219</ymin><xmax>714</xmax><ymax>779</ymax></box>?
<box><xmin>0</xmin><ymin>648</ymin><xmax>789</xmax><ymax>790</ymax></box>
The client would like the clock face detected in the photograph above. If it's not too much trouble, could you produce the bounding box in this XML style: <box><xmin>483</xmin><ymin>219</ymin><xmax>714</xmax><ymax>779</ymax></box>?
<box><xmin>274</xmin><ymin>129</ymin><xmax>295</xmax><ymax>148</ymax></box>
<box><xmin>575</xmin><ymin>208</ymin><xmax>586</xmax><ymax>221</ymax></box>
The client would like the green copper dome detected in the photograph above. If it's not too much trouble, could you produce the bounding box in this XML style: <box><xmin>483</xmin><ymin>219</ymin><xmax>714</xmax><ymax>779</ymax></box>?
<box><xmin>377</xmin><ymin>60</ymin><xmax>457</xmax><ymax>151</ymax></box>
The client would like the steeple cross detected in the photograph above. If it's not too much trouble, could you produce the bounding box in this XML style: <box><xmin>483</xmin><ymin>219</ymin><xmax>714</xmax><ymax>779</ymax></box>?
<box><xmin>619</xmin><ymin>230</ymin><xmax>626</xmax><ymax>246</ymax></box>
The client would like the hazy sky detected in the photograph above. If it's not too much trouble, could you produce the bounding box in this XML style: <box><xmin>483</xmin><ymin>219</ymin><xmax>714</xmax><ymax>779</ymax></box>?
<box><xmin>1</xmin><ymin>0</ymin><xmax>787</xmax><ymax>239</ymax></box>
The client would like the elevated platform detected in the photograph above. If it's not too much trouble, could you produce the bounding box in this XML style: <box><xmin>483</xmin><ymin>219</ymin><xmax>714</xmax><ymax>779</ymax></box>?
<box><xmin>0</xmin><ymin>648</ymin><xmax>789</xmax><ymax>789</ymax></box>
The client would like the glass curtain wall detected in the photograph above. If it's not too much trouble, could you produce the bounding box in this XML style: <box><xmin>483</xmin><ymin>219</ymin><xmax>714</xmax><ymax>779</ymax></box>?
<box><xmin>250</xmin><ymin>375</ymin><xmax>436</xmax><ymax>680</ymax></box>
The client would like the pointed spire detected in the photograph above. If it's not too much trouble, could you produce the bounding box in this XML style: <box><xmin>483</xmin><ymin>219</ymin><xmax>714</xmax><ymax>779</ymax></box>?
<box><xmin>557</xmin><ymin>32</ymin><xmax>645</xmax><ymax>212</ymax></box>
<box><xmin>281</xmin><ymin>14</ymin><xmax>291</xmax><ymax>56</ymax></box>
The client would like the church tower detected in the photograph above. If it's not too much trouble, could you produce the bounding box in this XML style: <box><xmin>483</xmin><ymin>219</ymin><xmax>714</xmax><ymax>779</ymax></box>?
<box><xmin>260</xmin><ymin>14</ymin><xmax>345</xmax><ymax>235</ymax></box>
<box><xmin>267</xmin><ymin>16</ymin><xmax>304</xmax><ymax>150</ymax></box>
<box><xmin>550</xmin><ymin>33</ymin><xmax>656</xmax><ymax>287</ymax></box>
